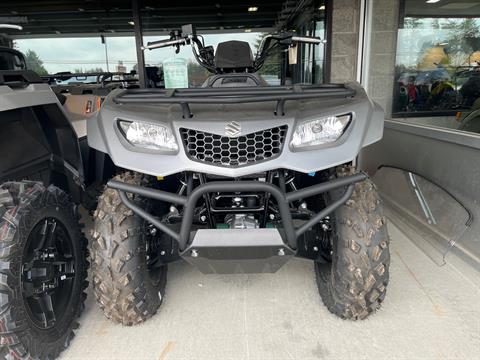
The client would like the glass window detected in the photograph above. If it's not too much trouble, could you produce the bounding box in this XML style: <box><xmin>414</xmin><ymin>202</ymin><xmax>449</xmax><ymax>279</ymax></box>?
<box><xmin>393</xmin><ymin>1</ymin><xmax>480</xmax><ymax>118</ymax></box>
<box><xmin>14</xmin><ymin>36</ymin><xmax>137</xmax><ymax>77</ymax></box>
<box><xmin>373</xmin><ymin>166</ymin><xmax>471</xmax><ymax>266</ymax></box>
<box><xmin>143</xmin><ymin>33</ymin><xmax>263</xmax><ymax>87</ymax></box>
<box><xmin>287</xmin><ymin>0</ymin><xmax>326</xmax><ymax>85</ymax></box>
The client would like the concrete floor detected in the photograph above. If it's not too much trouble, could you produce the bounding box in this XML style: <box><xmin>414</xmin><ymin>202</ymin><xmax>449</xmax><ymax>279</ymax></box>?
<box><xmin>60</xmin><ymin>221</ymin><xmax>480</xmax><ymax>360</ymax></box>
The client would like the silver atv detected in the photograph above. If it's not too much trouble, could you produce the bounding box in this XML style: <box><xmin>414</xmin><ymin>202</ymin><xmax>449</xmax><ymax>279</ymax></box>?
<box><xmin>88</xmin><ymin>25</ymin><xmax>390</xmax><ymax>324</ymax></box>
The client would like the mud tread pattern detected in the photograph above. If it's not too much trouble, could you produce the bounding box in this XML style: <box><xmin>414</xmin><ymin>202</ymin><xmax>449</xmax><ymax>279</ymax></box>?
<box><xmin>316</xmin><ymin>167</ymin><xmax>390</xmax><ymax>320</ymax></box>
<box><xmin>91</xmin><ymin>172</ymin><xmax>167</xmax><ymax>326</ymax></box>
<box><xmin>0</xmin><ymin>181</ymin><xmax>88</xmax><ymax>360</ymax></box>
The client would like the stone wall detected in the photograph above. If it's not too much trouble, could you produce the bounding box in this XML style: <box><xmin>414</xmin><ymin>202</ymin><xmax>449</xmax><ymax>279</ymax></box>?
<box><xmin>329</xmin><ymin>0</ymin><xmax>361</xmax><ymax>83</ymax></box>
<box><xmin>329</xmin><ymin>0</ymin><xmax>400</xmax><ymax>116</ymax></box>
<box><xmin>366</xmin><ymin>0</ymin><xmax>400</xmax><ymax>116</ymax></box>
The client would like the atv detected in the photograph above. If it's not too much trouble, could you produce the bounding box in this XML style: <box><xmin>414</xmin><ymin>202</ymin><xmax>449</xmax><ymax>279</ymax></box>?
<box><xmin>0</xmin><ymin>43</ymin><xmax>107</xmax><ymax>359</ymax></box>
<box><xmin>88</xmin><ymin>25</ymin><xmax>390</xmax><ymax>324</ymax></box>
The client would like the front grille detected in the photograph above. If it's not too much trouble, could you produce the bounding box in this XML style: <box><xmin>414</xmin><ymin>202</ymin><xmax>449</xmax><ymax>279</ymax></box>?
<box><xmin>180</xmin><ymin>126</ymin><xmax>288</xmax><ymax>167</ymax></box>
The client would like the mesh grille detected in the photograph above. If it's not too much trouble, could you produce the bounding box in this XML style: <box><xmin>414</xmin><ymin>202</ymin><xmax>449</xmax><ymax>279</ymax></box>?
<box><xmin>180</xmin><ymin>125</ymin><xmax>288</xmax><ymax>167</ymax></box>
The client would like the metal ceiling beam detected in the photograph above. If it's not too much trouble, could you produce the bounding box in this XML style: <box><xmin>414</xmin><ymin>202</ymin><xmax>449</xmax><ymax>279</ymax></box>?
<box><xmin>132</xmin><ymin>0</ymin><xmax>146</xmax><ymax>88</ymax></box>
<box><xmin>0</xmin><ymin>0</ymin><xmax>286</xmax><ymax>36</ymax></box>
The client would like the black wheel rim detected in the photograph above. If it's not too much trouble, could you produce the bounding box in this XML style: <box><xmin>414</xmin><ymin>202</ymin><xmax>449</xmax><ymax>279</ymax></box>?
<box><xmin>21</xmin><ymin>217</ymin><xmax>75</xmax><ymax>330</ymax></box>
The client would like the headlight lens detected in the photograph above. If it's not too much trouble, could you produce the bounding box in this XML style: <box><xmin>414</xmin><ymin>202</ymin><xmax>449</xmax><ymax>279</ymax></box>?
<box><xmin>291</xmin><ymin>114</ymin><xmax>351</xmax><ymax>148</ymax></box>
<box><xmin>118</xmin><ymin>120</ymin><xmax>178</xmax><ymax>152</ymax></box>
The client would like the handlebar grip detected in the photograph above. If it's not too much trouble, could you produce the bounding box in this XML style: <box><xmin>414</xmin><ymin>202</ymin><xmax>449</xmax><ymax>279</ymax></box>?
<box><xmin>142</xmin><ymin>38</ymin><xmax>187</xmax><ymax>50</ymax></box>
<box><xmin>291</xmin><ymin>36</ymin><xmax>325</xmax><ymax>44</ymax></box>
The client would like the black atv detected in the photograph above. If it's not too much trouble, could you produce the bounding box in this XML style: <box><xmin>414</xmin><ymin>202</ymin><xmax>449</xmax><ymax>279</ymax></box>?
<box><xmin>0</xmin><ymin>45</ymin><xmax>100</xmax><ymax>359</ymax></box>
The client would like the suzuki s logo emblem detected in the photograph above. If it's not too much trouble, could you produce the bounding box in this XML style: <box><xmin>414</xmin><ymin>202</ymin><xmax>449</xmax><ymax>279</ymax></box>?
<box><xmin>225</xmin><ymin>121</ymin><xmax>241</xmax><ymax>137</ymax></box>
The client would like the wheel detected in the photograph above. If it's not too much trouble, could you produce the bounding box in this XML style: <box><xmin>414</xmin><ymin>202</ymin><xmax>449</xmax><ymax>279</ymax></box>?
<box><xmin>0</xmin><ymin>181</ymin><xmax>88</xmax><ymax>359</ymax></box>
<box><xmin>91</xmin><ymin>172</ymin><xmax>167</xmax><ymax>326</ymax></box>
<box><xmin>315</xmin><ymin>167</ymin><xmax>390</xmax><ymax>320</ymax></box>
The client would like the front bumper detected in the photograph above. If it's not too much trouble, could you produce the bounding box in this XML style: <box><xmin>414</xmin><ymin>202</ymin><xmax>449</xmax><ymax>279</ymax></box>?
<box><xmin>107</xmin><ymin>172</ymin><xmax>367</xmax><ymax>252</ymax></box>
<box><xmin>88</xmin><ymin>83</ymin><xmax>384</xmax><ymax>177</ymax></box>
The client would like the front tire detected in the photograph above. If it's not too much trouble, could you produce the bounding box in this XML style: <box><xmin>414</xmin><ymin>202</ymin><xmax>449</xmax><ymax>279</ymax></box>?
<box><xmin>315</xmin><ymin>168</ymin><xmax>390</xmax><ymax>320</ymax></box>
<box><xmin>91</xmin><ymin>172</ymin><xmax>167</xmax><ymax>326</ymax></box>
<box><xmin>0</xmin><ymin>181</ymin><xmax>88</xmax><ymax>359</ymax></box>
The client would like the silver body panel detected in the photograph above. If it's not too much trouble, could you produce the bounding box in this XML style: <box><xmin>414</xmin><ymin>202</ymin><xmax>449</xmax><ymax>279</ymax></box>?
<box><xmin>88</xmin><ymin>82</ymin><xmax>384</xmax><ymax>177</ymax></box>
<box><xmin>0</xmin><ymin>83</ymin><xmax>58</xmax><ymax>110</ymax></box>
<box><xmin>0</xmin><ymin>83</ymin><xmax>87</xmax><ymax>139</ymax></box>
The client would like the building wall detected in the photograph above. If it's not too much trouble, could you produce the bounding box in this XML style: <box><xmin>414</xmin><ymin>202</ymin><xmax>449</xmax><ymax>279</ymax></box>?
<box><xmin>329</xmin><ymin>0</ymin><xmax>361</xmax><ymax>83</ymax></box>
<box><xmin>329</xmin><ymin>0</ymin><xmax>399</xmax><ymax>116</ymax></box>
<box><xmin>365</xmin><ymin>0</ymin><xmax>400</xmax><ymax>116</ymax></box>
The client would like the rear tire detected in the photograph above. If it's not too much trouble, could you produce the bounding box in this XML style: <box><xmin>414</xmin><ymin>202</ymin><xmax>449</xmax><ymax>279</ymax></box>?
<box><xmin>315</xmin><ymin>168</ymin><xmax>390</xmax><ymax>320</ymax></box>
<box><xmin>91</xmin><ymin>172</ymin><xmax>167</xmax><ymax>326</ymax></box>
<box><xmin>0</xmin><ymin>181</ymin><xmax>88</xmax><ymax>359</ymax></box>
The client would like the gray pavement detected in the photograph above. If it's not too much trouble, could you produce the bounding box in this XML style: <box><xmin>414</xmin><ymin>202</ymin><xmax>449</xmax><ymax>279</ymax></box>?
<box><xmin>61</xmin><ymin>221</ymin><xmax>480</xmax><ymax>360</ymax></box>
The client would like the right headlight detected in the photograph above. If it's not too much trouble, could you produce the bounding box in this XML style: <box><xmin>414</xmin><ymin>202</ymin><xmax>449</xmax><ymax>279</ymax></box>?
<box><xmin>290</xmin><ymin>114</ymin><xmax>352</xmax><ymax>149</ymax></box>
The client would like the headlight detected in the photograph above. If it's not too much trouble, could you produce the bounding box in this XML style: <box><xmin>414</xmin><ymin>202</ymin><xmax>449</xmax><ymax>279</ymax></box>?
<box><xmin>118</xmin><ymin>120</ymin><xmax>178</xmax><ymax>152</ymax></box>
<box><xmin>291</xmin><ymin>114</ymin><xmax>351</xmax><ymax>149</ymax></box>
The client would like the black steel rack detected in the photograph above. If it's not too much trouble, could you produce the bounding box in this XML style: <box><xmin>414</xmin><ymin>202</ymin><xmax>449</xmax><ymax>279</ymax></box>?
<box><xmin>112</xmin><ymin>84</ymin><xmax>356</xmax><ymax>118</ymax></box>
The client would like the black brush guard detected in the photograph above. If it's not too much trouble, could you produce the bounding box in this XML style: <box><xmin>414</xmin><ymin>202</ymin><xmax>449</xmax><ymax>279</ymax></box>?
<box><xmin>108</xmin><ymin>172</ymin><xmax>367</xmax><ymax>253</ymax></box>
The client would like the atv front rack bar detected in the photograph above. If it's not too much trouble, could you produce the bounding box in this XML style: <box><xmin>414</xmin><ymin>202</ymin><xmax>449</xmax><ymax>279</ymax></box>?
<box><xmin>107</xmin><ymin>172</ymin><xmax>367</xmax><ymax>252</ymax></box>
<box><xmin>112</xmin><ymin>84</ymin><xmax>356</xmax><ymax>118</ymax></box>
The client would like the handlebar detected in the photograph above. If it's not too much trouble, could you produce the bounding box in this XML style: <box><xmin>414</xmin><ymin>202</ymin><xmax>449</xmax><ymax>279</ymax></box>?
<box><xmin>140</xmin><ymin>24</ymin><xmax>326</xmax><ymax>74</ymax></box>
<box><xmin>291</xmin><ymin>36</ymin><xmax>325</xmax><ymax>44</ymax></box>
<box><xmin>142</xmin><ymin>37</ymin><xmax>188</xmax><ymax>51</ymax></box>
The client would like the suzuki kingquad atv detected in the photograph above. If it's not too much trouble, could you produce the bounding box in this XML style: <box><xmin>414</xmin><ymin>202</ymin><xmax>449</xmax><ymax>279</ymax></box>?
<box><xmin>88</xmin><ymin>25</ymin><xmax>389</xmax><ymax>324</ymax></box>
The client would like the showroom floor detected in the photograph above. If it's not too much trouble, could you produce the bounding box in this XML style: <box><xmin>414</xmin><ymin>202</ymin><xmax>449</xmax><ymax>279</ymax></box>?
<box><xmin>60</xmin><ymin>220</ymin><xmax>480</xmax><ymax>360</ymax></box>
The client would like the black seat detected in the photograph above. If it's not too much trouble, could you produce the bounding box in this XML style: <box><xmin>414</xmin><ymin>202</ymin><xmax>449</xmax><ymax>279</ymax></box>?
<box><xmin>214</xmin><ymin>41</ymin><xmax>254</xmax><ymax>70</ymax></box>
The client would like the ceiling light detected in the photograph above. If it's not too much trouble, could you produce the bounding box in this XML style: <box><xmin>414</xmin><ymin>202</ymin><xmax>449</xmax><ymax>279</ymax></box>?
<box><xmin>128</xmin><ymin>21</ymin><xmax>135</xmax><ymax>25</ymax></box>
<box><xmin>319</xmin><ymin>5</ymin><xmax>325</xmax><ymax>10</ymax></box>
<box><xmin>426</xmin><ymin>0</ymin><xmax>441</xmax><ymax>3</ymax></box>
<box><xmin>1</xmin><ymin>24</ymin><xmax>23</xmax><ymax>31</ymax></box>
<box><xmin>248</xmin><ymin>6</ymin><xmax>258</xmax><ymax>12</ymax></box>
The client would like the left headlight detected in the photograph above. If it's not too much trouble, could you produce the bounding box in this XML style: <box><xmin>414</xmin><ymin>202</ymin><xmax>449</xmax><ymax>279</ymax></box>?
<box><xmin>118</xmin><ymin>120</ymin><xmax>178</xmax><ymax>152</ymax></box>
<box><xmin>290</xmin><ymin>114</ymin><xmax>352</xmax><ymax>149</ymax></box>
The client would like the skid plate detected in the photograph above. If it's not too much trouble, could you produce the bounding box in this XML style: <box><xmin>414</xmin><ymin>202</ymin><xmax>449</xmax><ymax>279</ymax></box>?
<box><xmin>181</xmin><ymin>229</ymin><xmax>294</xmax><ymax>274</ymax></box>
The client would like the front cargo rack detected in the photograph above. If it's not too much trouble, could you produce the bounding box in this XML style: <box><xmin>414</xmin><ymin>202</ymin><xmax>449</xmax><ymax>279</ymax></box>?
<box><xmin>112</xmin><ymin>84</ymin><xmax>356</xmax><ymax>118</ymax></box>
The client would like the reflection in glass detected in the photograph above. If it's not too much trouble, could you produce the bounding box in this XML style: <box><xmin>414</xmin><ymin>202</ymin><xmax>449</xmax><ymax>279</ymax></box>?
<box><xmin>393</xmin><ymin>5</ymin><xmax>480</xmax><ymax>116</ymax></box>
<box><xmin>458</xmin><ymin>108</ymin><xmax>480</xmax><ymax>133</ymax></box>
<box><xmin>373</xmin><ymin>167</ymin><xmax>471</xmax><ymax>266</ymax></box>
